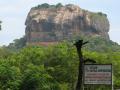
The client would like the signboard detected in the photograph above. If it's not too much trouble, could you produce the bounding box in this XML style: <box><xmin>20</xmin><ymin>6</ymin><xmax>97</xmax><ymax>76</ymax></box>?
<box><xmin>84</xmin><ymin>64</ymin><xmax>112</xmax><ymax>85</ymax></box>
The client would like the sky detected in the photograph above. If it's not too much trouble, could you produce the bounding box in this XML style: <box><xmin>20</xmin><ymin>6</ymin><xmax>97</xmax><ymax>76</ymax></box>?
<box><xmin>0</xmin><ymin>0</ymin><xmax>120</xmax><ymax>46</ymax></box>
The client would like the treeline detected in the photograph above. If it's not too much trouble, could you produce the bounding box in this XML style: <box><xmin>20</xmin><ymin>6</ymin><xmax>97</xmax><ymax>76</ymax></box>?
<box><xmin>34</xmin><ymin>3</ymin><xmax>63</xmax><ymax>9</ymax></box>
<box><xmin>6</xmin><ymin>36</ymin><xmax>120</xmax><ymax>52</ymax></box>
<box><xmin>0</xmin><ymin>43</ymin><xmax>120</xmax><ymax>90</ymax></box>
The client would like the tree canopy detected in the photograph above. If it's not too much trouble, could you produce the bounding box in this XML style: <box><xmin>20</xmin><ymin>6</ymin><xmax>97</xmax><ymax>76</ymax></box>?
<box><xmin>0</xmin><ymin>43</ymin><xmax>120</xmax><ymax>90</ymax></box>
<box><xmin>34</xmin><ymin>3</ymin><xmax>63</xmax><ymax>9</ymax></box>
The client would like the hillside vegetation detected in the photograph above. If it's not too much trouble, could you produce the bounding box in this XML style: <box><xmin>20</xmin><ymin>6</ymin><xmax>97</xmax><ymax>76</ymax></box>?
<box><xmin>0</xmin><ymin>42</ymin><xmax>120</xmax><ymax>90</ymax></box>
<box><xmin>7</xmin><ymin>36</ymin><xmax>120</xmax><ymax>52</ymax></box>
<box><xmin>34</xmin><ymin>3</ymin><xmax>63</xmax><ymax>9</ymax></box>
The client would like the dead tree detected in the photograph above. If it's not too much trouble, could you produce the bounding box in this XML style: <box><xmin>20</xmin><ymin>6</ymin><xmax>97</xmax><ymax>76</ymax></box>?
<box><xmin>74</xmin><ymin>40</ymin><xmax>88</xmax><ymax>90</ymax></box>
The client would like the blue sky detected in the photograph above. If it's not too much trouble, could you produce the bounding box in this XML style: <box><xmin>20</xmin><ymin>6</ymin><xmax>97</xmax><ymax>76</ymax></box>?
<box><xmin>0</xmin><ymin>0</ymin><xmax>120</xmax><ymax>46</ymax></box>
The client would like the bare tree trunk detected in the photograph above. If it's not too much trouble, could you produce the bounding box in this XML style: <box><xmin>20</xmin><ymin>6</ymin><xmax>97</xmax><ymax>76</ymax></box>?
<box><xmin>74</xmin><ymin>40</ymin><xmax>88</xmax><ymax>90</ymax></box>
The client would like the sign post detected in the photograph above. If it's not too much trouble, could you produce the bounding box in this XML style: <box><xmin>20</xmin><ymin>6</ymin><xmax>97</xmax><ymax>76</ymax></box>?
<box><xmin>74</xmin><ymin>40</ymin><xmax>113</xmax><ymax>90</ymax></box>
<box><xmin>84</xmin><ymin>64</ymin><xmax>112</xmax><ymax>89</ymax></box>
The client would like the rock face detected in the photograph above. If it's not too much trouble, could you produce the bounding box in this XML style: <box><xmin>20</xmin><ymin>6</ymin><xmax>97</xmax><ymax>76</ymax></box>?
<box><xmin>25</xmin><ymin>4</ymin><xmax>110</xmax><ymax>45</ymax></box>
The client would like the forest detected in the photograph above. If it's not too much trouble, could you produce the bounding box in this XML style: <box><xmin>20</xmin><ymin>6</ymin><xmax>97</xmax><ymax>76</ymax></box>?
<box><xmin>0</xmin><ymin>39</ymin><xmax>120</xmax><ymax>90</ymax></box>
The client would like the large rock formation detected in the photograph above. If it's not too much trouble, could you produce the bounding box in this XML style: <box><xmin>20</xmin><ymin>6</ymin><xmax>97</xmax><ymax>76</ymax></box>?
<box><xmin>25</xmin><ymin>3</ymin><xmax>110</xmax><ymax>45</ymax></box>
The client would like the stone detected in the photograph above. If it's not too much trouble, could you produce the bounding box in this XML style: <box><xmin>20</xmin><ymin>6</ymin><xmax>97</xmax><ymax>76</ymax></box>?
<box><xmin>25</xmin><ymin>4</ymin><xmax>110</xmax><ymax>45</ymax></box>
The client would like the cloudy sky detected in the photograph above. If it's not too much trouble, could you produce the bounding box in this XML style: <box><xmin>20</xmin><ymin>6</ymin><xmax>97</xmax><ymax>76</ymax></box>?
<box><xmin>0</xmin><ymin>0</ymin><xmax>120</xmax><ymax>46</ymax></box>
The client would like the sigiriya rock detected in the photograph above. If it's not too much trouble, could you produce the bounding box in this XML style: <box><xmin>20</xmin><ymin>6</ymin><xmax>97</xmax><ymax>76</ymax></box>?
<box><xmin>25</xmin><ymin>3</ymin><xmax>110</xmax><ymax>45</ymax></box>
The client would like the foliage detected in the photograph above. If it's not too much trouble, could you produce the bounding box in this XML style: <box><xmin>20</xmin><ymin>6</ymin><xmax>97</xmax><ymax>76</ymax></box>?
<box><xmin>20</xmin><ymin>64</ymin><xmax>59</xmax><ymax>90</ymax></box>
<box><xmin>84</xmin><ymin>37</ymin><xmax>120</xmax><ymax>52</ymax></box>
<box><xmin>0</xmin><ymin>60</ymin><xmax>21</xmax><ymax>90</ymax></box>
<box><xmin>0</xmin><ymin>42</ymin><xmax>120</xmax><ymax>90</ymax></box>
<box><xmin>56</xmin><ymin>3</ymin><xmax>63</xmax><ymax>8</ymax></box>
<box><xmin>7</xmin><ymin>36</ymin><xmax>26</xmax><ymax>51</ymax></box>
<box><xmin>34</xmin><ymin>3</ymin><xmax>63</xmax><ymax>9</ymax></box>
<box><xmin>97</xmin><ymin>12</ymin><xmax>107</xmax><ymax>17</ymax></box>
<box><xmin>0</xmin><ymin>47</ymin><xmax>13</xmax><ymax>59</ymax></box>
<box><xmin>90</xmin><ymin>12</ymin><xmax>107</xmax><ymax>20</ymax></box>
<box><xmin>6</xmin><ymin>35</ymin><xmax>120</xmax><ymax>53</ymax></box>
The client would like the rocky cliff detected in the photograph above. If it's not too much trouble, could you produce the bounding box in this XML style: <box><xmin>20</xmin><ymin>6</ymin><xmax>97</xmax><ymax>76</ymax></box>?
<box><xmin>25</xmin><ymin>3</ymin><xmax>110</xmax><ymax>45</ymax></box>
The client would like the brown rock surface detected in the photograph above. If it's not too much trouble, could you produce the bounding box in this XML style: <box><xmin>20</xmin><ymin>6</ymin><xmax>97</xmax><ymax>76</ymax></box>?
<box><xmin>25</xmin><ymin>4</ymin><xmax>110</xmax><ymax>45</ymax></box>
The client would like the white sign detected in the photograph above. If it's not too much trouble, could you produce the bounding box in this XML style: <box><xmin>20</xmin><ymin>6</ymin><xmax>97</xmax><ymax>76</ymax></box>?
<box><xmin>84</xmin><ymin>64</ymin><xmax>112</xmax><ymax>85</ymax></box>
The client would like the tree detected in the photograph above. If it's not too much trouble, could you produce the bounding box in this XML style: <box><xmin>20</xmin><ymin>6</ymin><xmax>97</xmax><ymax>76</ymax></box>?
<box><xmin>37</xmin><ymin>3</ymin><xmax>50</xmax><ymax>8</ymax></box>
<box><xmin>56</xmin><ymin>3</ymin><xmax>63</xmax><ymax>8</ymax></box>
<box><xmin>0</xmin><ymin>42</ymin><xmax>120</xmax><ymax>89</ymax></box>
<box><xmin>7</xmin><ymin>36</ymin><xmax>26</xmax><ymax>51</ymax></box>
<box><xmin>0</xmin><ymin>60</ymin><xmax>21</xmax><ymax>90</ymax></box>
<box><xmin>20</xmin><ymin>64</ymin><xmax>60</xmax><ymax>90</ymax></box>
<box><xmin>0</xmin><ymin>47</ymin><xmax>13</xmax><ymax>59</ymax></box>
